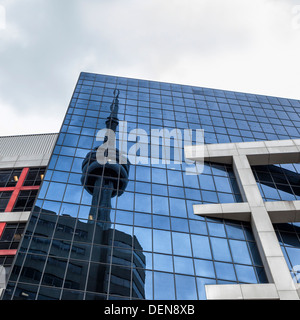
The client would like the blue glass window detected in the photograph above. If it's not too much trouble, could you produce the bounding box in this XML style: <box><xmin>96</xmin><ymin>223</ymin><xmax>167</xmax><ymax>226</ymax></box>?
<box><xmin>116</xmin><ymin>192</ymin><xmax>134</xmax><ymax>211</ymax></box>
<box><xmin>152</xmin><ymin>196</ymin><xmax>169</xmax><ymax>215</ymax></box>
<box><xmin>191</xmin><ymin>235</ymin><xmax>212</xmax><ymax>260</ymax></box>
<box><xmin>207</xmin><ymin>221</ymin><xmax>226</xmax><ymax>237</ymax></box>
<box><xmin>153</xmin><ymin>215</ymin><xmax>170</xmax><ymax>230</ymax></box>
<box><xmin>275</xmin><ymin>223</ymin><xmax>300</xmax><ymax>283</ymax></box>
<box><xmin>194</xmin><ymin>259</ymin><xmax>215</xmax><ymax>278</ymax></box>
<box><xmin>169</xmin><ymin>198</ymin><xmax>186</xmax><ymax>218</ymax></box>
<box><xmin>154</xmin><ymin>272</ymin><xmax>175</xmax><ymax>300</ymax></box>
<box><xmin>63</xmin><ymin>185</ymin><xmax>83</xmax><ymax>204</ymax></box>
<box><xmin>134</xmin><ymin>227</ymin><xmax>152</xmax><ymax>252</ymax></box>
<box><xmin>253</xmin><ymin>164</ymin><xmax>300</xmax><ymax>202</ymax></box>
<box><xmin>172</xmin><ymin>232</ymin><xmax>192</xmax><ymax>257</ymax></box>
<box><xmin>134</xmin><ymin>193</ymin><xmax>151</xmax><ymax>213</ymax></box>
<box><xmin>229</xmin><ymin>240</ymin><xmax>252</xmax><ymax>265</ymax></box>
<box><xmin>175</xmin><ymin>275</ymin><xmax>197</xmax><ymax>300</ymax></box>
<box><xmin>153</xmin><ymin>254</ymin><xmax>173</xmax><ymax>272</ymax></box>
<box><xmin>153</xmin><ymin>230</ymin><xmax>172</xmax><ymax>254</ymax></box>
<box><xmin>211</xmin><ymin>237</ymin><xmax>231</xmax><ymax>262</ymax></box>
<box><xmin>171</xmin><ymin>217</ymin><xmax>189</xmax><ymax>233</ymax></box>
<box><xmin>167</xmin><ymin>170</ymin><xmax>183</xmax><ymax>186</ymax></box>
<box><xmin>199</xmin><ymin>175</ymin><xmax>215</xmax><ymax>191</ymax></box>
<box><xmin>45</xmin><ymin>182</ymin><xmax>66</xmax><ymax>202</ymax></box>
<box><xmin>215</xmin><ymin>262</ymin><xmax>236</xmax><ymax>281</ymax></box>
<box><xmin>235</xmin><ymin>264</ymin><xmax>257</xmax><ymax>283</ymax></box>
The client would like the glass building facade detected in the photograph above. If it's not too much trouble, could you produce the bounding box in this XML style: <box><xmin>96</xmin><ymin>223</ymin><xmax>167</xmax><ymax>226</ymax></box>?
<box><xmin>2</xmin><ymin>72</ymin><xmax>300</xmax><ymax>300</ymax></box>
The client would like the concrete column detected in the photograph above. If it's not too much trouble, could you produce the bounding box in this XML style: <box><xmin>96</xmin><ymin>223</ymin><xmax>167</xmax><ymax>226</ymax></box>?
<box><xmin>232</xmin><ymin>154</ymin><xmax>299</xmax><ymax>300</ymax></box>
<box><xmin>186</xmin><ymin>139</ymin><xmax>300</xmax><ymax>300</ymax></box>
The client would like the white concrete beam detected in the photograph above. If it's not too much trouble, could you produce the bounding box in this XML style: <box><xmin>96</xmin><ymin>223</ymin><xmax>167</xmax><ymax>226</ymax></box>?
<box><xmin>0</xmin><ymin>211</ymin><xmax>30</xmax><ymax>223</ymax></box>
<box><xmin>193</xmin><ymin>203</ymin><xmax>251</xmax><ymax>222</ymax></box>
<box><xmin>205</xmin><ymin>284</ymin><xmax>279</xmax><ymax>300</ymax></box>
<box><xmin>265</xmin><ymin>201</ymin><xmax>300</xmax><ymax>223</ymax></box>
<box><xmin>186</xmin><ymin>138</ymin><xmax>300</xmax><ymax>300</ymax></box>
<box><xmin>185</xmin><ymin>139</ymin><xmax>300</xmax><ymax>166</ymax></box>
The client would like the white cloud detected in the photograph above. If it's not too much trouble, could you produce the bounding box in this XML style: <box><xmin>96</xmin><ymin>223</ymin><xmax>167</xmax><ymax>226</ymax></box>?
<box><xmin>0</xmin><ymin>98</ymin><xmax>61</xmax><ymax>136</ymax></box>
<box><xmin>0</xmin><ymin>0</ymin><xmax>299</xmax><ymax>136</ymax></box>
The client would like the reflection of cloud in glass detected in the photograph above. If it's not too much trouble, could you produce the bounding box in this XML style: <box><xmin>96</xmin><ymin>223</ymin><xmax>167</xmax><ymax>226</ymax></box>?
<box><xmin>0</xmin><ymin>5</ymin><xmax>6</xmax><ymax>30</ymax></box>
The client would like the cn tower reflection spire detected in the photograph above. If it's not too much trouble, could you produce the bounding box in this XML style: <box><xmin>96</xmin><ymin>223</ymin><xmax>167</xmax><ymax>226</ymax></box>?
<box><xmin>81</xmin><ymin>89</ymin><xmax>130</xmax><ymax>228</ymax></box>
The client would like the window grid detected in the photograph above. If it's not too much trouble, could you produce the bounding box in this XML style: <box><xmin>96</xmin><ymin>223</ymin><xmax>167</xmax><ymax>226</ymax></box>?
<box><xmin>252</xmin><ymin>163</ymin><xmax>300</xmax><ymax>202</ymax></box>
<box><xmin>274</xmin><ymin>223</ymin><xmax>300</xmax><ymax>284</ymax></box>
<box><xmin>0</xmin><ymin>222</ymin><xmax>26</xmax><ymax>267</ymax></box>
<box><xmin>0</xmin><ymin>167</ymin><xmax>45</xmax><ymax>213</ymax></box>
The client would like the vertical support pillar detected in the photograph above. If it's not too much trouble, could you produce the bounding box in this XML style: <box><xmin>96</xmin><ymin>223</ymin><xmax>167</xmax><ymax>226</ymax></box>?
<box><xmin>0</xmin><ymin>223</ymin><xmax>5</xmax><ymax>239</ymax></box>
<box><xmin>233</xmin><ymin>155</ymin><xmax>299</xmax><ymax>300</ymax></box>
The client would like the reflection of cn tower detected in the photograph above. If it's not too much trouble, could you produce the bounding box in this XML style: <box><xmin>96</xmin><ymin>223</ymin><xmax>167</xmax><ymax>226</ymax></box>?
<box><xmin>81</xmin><ymin>89</ymin><xmax>130</xmax><ymax>227</ymax></box>
<box><xmin>79</xmin><ymin>90</ymin><xmax>145</xmax><ymax>299</ymax></box>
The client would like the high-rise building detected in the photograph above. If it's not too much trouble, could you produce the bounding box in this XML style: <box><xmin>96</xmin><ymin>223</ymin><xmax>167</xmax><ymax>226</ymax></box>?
<box><xmin>0</xmin><ymin>72</ymin><xmax>299</xmax><ymax>300</ymax></box>
<box><xmin>0</xmin><ymin>133</ymin><xmax>57</xmax><ymax>295</ymax></box>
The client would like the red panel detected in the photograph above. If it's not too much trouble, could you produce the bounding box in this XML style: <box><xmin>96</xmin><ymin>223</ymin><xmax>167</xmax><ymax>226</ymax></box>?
<box><xmin>21</xmin><ymin>186</ymin><xmax>40</xmax><ymax>191</ymax></box>
<box><xmin>15</xmin><ymin>167</ymin><xmax>30</xmax><ymax>189</ymax></box>
<box><xmin>0</xmin><ymin>187</ymin><xmax>15</xmax><ymax>192</ymax></box>
<box><xmin>0</xmin><ymin>249</ymin><xmax>17</xmax><ymax>256</ymax></box>
<box><xmin>5</xmin><ymin>189</ymin><xmax>19</xmax><ymax>212</ymax></box>
<box><xmin>1</xmin><ymin>168</ymin><xmax>41</xmax><ymax>213</ymax></box>
<box><xmin>5</xmin><ymin>167</ymin><xmax>29</xmax><ymax>212</ymax></box>
<box><xmin>0</xmin><ymin>223</ymin><xmax>5</xmax><ymax>238</ymax></box>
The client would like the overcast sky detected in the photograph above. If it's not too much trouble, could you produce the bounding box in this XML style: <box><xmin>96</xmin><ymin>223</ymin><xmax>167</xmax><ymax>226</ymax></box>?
<box><xmin>0</xmin><ymin>0</ymin><xmax>299</xmax><ymax>136</ymax></box>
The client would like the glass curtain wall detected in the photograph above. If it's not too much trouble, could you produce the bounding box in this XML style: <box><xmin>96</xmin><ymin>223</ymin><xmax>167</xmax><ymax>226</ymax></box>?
<box><xmin>2</xmin><ymin>73</ymin><xmax>300</xmax><ymax>300</ymax></box>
